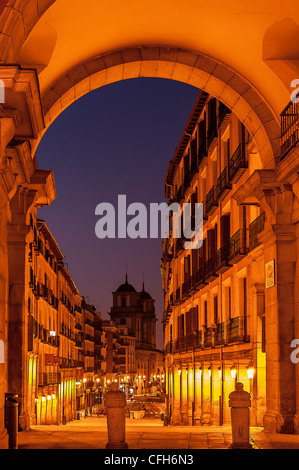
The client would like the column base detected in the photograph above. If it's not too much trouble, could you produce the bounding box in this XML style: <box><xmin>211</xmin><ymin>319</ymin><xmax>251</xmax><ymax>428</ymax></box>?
<box><xmin>106</xmin><ymin>442</ymin><xmax>128</xmax><ymax>449</ymax></box>
<box><xmin>19</xmin><ymin>410</ymin><xmax>30</xmax><ymax>431</ymax></box>
<box><xmin>171</xmin><ymin>408</ymin><xmax>181</xmax><ymax>425</ymax></box>
<box><xmin>181</xmin><ymin>412</ymin><xmax>189</xmax><ymax>425</ymax></box>
<box><xmin>263</xmin><ymin>411</ymin><xmax>294</xmax><ymax>434</ymax></box>
<box><xmin>229</xmin><ymin>443</ymin><xmax>252</xmax><ymax>449</ymax></box>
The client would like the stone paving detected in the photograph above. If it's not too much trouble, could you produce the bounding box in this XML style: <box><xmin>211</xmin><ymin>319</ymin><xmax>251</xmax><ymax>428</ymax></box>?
<box><xmin>16</xmin><ymin>416</ymin><xmax>299</xmax><ymax>450</ymax></box>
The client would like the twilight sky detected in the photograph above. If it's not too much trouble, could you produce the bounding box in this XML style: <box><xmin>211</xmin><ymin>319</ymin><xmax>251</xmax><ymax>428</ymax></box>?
<box><xmin>37</xmin><ymin>77</ymin><xmax>199</xmax><ymax>349</ymax></box>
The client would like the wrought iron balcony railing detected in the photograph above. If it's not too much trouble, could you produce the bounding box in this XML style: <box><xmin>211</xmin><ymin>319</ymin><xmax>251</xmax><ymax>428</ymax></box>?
<box><xmin>229</xmin><ymin>229</ymin><xmax>248</xmax><ymax>262</ymax></box>
<box><xmin>228</xmin><ymin>143</ymin><xmax>247</xmax><ymax>183</ymax></box>
<box><xmin>249</xmin><ymin>212</ymin><xmax>265</xmax><ymax>251</ymax></box>
<box><xmin>205</xmin><ymin>186</ymin><xmax>218</xmax><ymax>216</ymax></box>
<box><xmin>281</xmin><ymin>99</ymin><xmax>299</xmax><ymax>159</ymax></box>
<box><xmin>216</xmin><ymin>167</ymin><xmax>232</xmax><ymax>201</ymax></box>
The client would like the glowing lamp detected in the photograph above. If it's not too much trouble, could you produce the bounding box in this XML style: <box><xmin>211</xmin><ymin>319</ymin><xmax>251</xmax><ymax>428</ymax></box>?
<box><xmin>83</xmin><ymin>378</ymin><xmax>87</xmax><ymax>383</ymax></box>
<box><xmin>107</xmin><ymin>379</ymin><xmax>110</xmax><ymax>384</ymax></box>
<box><xmin>52</xmin><ymin>394</ymin><xmax>55</xmax><ymax>399</ymax></box>
<box><xmin>247</xmin><ymin>366</ymin><xmax>254</xmax><ymax>379</ymax></box>
<box><xmin>178</xmin><ymin>369</ymin><xmax>181</xmax><ymax>376</ymax></box>
<box><xmin>47</xmin><ymin>395</ymin><xmax>51</xmax><ymax>401</ymax></box>
<box><xmin>208</xmin><ymin>368</ymin><xmax>211</xmax><ymax>378</ymax></box>
<box><xmin>41</xmin><ymin>396</ymin><xmax>46</xmax><ymax>402</ymax></box>
<box><xmin>230</xmin><ymin>366</ymin><xmax>237</xmax><ymax>379</ymax></box>
<box><xmin>218</xmin><ymin>367</ymin><xmax>222</xmax><ymax>378</ymax></box>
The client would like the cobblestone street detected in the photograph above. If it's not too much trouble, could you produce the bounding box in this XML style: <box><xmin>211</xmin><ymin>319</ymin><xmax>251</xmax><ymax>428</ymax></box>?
<box><xmin>17</xmin><ymin>417</ymin><xmax>299</xmax><ymax>450</ymax></box>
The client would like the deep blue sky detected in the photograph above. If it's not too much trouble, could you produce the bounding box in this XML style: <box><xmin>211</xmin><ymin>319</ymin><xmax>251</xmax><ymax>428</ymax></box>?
<box><xmin>37</xmin><ymin>78</ymin><xmax>198</xmax><ymax>349</ymax></box>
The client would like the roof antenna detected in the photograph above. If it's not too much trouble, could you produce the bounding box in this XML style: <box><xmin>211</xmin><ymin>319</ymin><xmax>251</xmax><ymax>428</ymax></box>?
<box><xmin>142</xmin><ymin>272</ymin><xmax>145</xmax><ymax>292</ymax></box>
<box><xmin>125</xmin><ymin>263</ymin><xmax>128</xmax><ymax>284</ymax></box>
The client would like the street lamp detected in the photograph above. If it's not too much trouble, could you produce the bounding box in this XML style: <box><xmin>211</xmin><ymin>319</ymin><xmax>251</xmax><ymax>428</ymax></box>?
<box><xmin>247</xmin><ymin>363</ymin><xmax>254</xmax><ymax>379</ymax></box>
<box><xmin>230</xmin><ymin>365</ymin><xmax>237</xmax><ymax>380</ymax></box>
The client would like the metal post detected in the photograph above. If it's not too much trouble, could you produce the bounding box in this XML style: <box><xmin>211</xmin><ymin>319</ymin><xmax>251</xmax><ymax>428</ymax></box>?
<box><xmin>229</xmin><ymin>382</ymin><xmax>252</xmax><ymax>449</ymax></box>
<box><xmin>104</xmin><ymin>382</ymin><xmax>128</xmax><ymax>449</ymax></box>
<box><xmin>5</xmin><ymin>394</ymin><xmax>18</xmax><ymax>449</ymax></box>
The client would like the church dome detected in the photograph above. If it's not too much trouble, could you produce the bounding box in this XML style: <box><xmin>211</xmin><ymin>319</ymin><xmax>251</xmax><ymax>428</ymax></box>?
<box><xmin>116</xmin><ymin>274</ymin><xmax>136</xmax><ymax>293</ymax></box>
<box><xmin>116</xmin><ymin>282</ymin><xmax>136</xmax><ymax>293</ymax></box>
<box><xmin>140</xmin><ymin>282</ymin><xmax>152</xmax><ymax>299</ymax></box>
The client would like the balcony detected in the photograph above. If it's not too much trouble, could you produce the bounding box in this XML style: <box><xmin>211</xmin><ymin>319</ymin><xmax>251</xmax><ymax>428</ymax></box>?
<box><xmin>182</xmin><ymin>278</ymin><xmax>191</xmax><ymax>299</ymax></box>
<box><xmin>174</xmin><ymin>184</ymin><xmax>184</xmax><ymax>204</ymax></box>
<box><xmin>281</xmin><ymin>99</ymin><xmax>299</xmax><ymax>159</ymax></box>
<box><xmin>38</xmin><ymin>372</ymin><xmax>61</xmax><ymax>387</ymax></box>
<box><xmin>175</xmin><ymin>237</ymin><xmax>185</xmax><ymax>256</ymax></box>
<box><xmin>218</xmin><ymin>102</ymin><xmax>231</xmax><ymax>130</ymax></box>
<box><xmin>229</xmin><ymin>229</ymin><xmax>248</xmax><ymax>263</ymax></box>
<box><xmin>216</xmin><ymin>244</ymin><xmax>231</xmax><ymax>274</ymax></box>
<box><xmin>249</xmin><ymin>212</ymin><xmax>265</xmax><ymax>251</ymax></box>
<box><xmin>184</xmin><ymin>172</ymin><xmax>191</xmax><ymax>192</ymax></box>
<box><xmin>194</xmin><ymin>330</ymin><xmax>203</xmax><ymax>349</ymax></box>
<box><xmin>165</xmin><ymin>341</ymin><xmax>175</xmax><ymax>354</ymax></box>
<box><xmin>195</xmin><ymin>266</ymin><xmax>206</xmax><ymax>289</ymax></box>
<box><xmin>228</xmin><ymin>143</ymin><xmax>248</xmax><ymax>183</ymax></box>
<box><xmin>205</xmin><ymin>186</ymin><xmax>218</xmax><ymax>217</ymax></box>
<box><xmin>174</xmin><ymin>286</ymin><xmax>181</xmax><ymax>305</ymax></box>
<box><xmin>203</xmin><ymin>327</ymin><xmax>214</xmax><ymax>348</ymax></box>
<box><xmin>216</xmin><ymin>167</ymin><xmax>232</xmax><ymax>201</ymax></box>
<box><xmin>205</xmin><ymin>257</ymin><xmax>218</xmax><ymax>282</ymax></box>
<box><xmin>198</xmin><ymin>140</ymin><xmax>207</xmax><ymax>166</ymax></box>
<box><xmin>207</xmin><ymin>117</ymin><xmax>218</xmax><ymax>148</ymax></box>
<box><xmin>226</xmin><ymin>317</ymin><xmax>249</xmax><ymax>344</ymax></box>
<box><xmin>214</xmin><ymin>323</ymin><xmax>225</xmax><ymax>346</ymax></box>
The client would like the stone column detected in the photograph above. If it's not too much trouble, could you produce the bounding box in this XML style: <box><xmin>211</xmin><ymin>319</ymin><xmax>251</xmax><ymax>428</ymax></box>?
<box><xmin>260</xmin><ymin>184</ymin><xmax>296</xmax><ymax>433</ymax></box>
<box><xmin>180</xmin><ymin>366</ymin><xmax>188</xmax><ymax>425</ymax></box>
<box><xmin>194</xmin><ymin>363</ymin><xmax>202</xmax><ymax>425</ymax></box>
<box><xmin>171</xmin><ymin>366</ymin><xmax>181</xmax><ymax>425</ymax></box>
<box><xmin>0</xmin><ymin>112</ymin><xmax>19</xmax><ymax>449</ymax></box>
<box><xmin>7</xmin><ymin>187</ymin><xmax>37</xmax><ymax>431</ymax></box>
<box><xmin>187</xmin><ymin>364</ymin><xmax>194</xmax><ymax>425</ymax></box>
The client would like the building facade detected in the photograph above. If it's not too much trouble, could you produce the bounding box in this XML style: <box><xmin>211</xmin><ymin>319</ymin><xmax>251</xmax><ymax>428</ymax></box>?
<box><xmin>162</xmin><ymin>92</ymin><xmax>267</xmax><ymax>427</ymax></box>
<box><xmin>109</xmin><ymin>277</ymin><xmax>164</xmax><ymax>392</ymax></box>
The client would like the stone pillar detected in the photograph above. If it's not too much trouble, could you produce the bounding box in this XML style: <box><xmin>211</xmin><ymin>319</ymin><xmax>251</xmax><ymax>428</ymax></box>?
<box><xmin>180</xmin><ymin>366</ymin><xmax>188</xmax><ymax>424</ymax></box>
<box><xmin>187</xmin><ymin>364</ymin><xmax>194</xmax><ymax>425</ymax></box>
<box><xmin>0</xmin><ymin>114</ymin><xmax>19</xmax><ymax>449</ymax></box>
<box><xmin>194</xmin><ymin>363</ymin><xmax>202</xmax><ymax>425</ymax></box>
<box><xmin>260</xmin><ymin>185</ymin><xmax>296</xmax><ymax>433</ymax></box>
<box><xmin>104</xmin><ymin>383</ymin><xmax>128</xmax><ymax>449</ymax></box>
<box><xmin>7</xmin><ymin>188</ymin><xmax>36</xmax><ymax>431</ymax></box>
<box><xmin>171</xmin><ymin>366</ymin><xmax>181</xmax><ymax>425</ymax></box>
<box><xmin>229</xmin><ymin>382</ymin><xmax>252</xmax><ymax>449</ymax></box>
<box><xmin>212</xmin><ymin>365</ymin><xmax>222</xmax><ymax>424</ymax></box>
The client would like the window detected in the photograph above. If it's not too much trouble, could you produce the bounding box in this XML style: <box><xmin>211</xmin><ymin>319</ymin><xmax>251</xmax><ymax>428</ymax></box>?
<box><xmin>204</xmin><ymin>300</ymin><xmax>208</xmax><ymax>326</ymax></box>
<box><xmin>214</xmin><ymin>296</ymin><xmax>218</xmax><ymax>324</ymax></box>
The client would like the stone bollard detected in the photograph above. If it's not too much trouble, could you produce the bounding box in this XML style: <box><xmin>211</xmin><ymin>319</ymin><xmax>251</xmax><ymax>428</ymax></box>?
<box><xmin>5</xmin><ymin>394</ymin><xmax>18</xmax><ymax>449</ymax></box>
<box><xmin>229</xmin><ymin>382</ymin><xmax>252</xmax><ymax>449</ymax></box>
<box><xmin>104</xmin><ymin>382</ymin><xmax>128</xmax><ymax>449</ymax></box>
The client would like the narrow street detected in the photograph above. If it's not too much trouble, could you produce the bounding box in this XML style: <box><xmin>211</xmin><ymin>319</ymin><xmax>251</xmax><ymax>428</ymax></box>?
<box><xmin>17</xmin><ymin>416</ymin><xmax>299</xmax><ymax>450</ymax></box>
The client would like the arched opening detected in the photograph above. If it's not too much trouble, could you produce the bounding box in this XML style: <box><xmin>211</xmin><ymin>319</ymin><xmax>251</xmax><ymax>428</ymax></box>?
<box><xmin>1</xmin><ymin>0</ymin><xmax>299</xmax><ymax>443</ymax></box>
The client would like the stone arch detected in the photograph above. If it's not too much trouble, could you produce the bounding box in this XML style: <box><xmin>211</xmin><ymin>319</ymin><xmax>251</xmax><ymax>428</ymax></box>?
<box><xmin>37</xmin><ymin>46</ymin><xmax>280</xmax><ymax>169</ymax></box>
<box><xmin>0</xmin><ymin>3</ymin><xmax>281</xmax><ymax>168</ymax></box>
